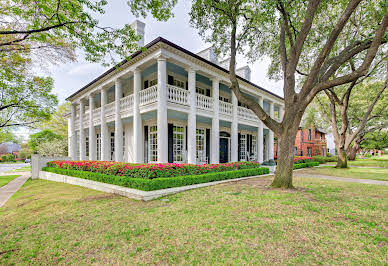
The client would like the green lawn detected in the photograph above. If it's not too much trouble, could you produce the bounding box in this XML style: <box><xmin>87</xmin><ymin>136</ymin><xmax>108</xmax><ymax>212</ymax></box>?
<box><xmin>5</xmin><ymin>165</ymin><xmax>31</xmax><ymax>173</ymax></box>
<box><xmin>0</xmin><ymin>175</ymin><xmax>20</xmax><ymax>188</ymax></box>
<box><xmin>301</xmin><ymin>166</ymin><xmax>388</xmax><ymax>181</ymax></box>
<box><xmin>326</xmin><ymin>156</ymin><xmax>388</xmax><ymax>168</ymax></box>
<box><xmin>0</xmin><ymin>176</ymin><xmax>387</xmax><ymax>264</ymax></box>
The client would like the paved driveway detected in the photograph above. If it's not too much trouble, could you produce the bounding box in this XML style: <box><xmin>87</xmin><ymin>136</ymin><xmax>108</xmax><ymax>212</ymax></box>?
<box><xmin>0</xmin><ymin>163</ymin><xmax>29</xmax><ymax>174</ymax></box>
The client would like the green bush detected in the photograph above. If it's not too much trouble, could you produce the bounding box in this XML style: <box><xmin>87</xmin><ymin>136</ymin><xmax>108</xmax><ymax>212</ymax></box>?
<box><xmin>312</xmin><ymin>155</ymin><xmax>337</xmax><ymax>163</ymax></box>
<box><xmin>1</xmin><ymin>154</ymin><xmax>16</xmax><ymax>162</ymax></box>
<box><xmin>293</xmin><ymin>162</ymin><xmax>319</xmax><ymax>169</ymax></box>
<box><xmin>42</xmin><ymin>167</ymin><xmax>270</xmax><ymax>191</ymax></box>
<box><xmin>364</xmin><ymin>153</ymin><xmax>372</xmax><ymax>158</ymax></box>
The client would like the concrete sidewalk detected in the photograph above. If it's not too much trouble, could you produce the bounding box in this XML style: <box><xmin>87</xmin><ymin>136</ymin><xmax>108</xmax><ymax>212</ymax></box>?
<box><xmin>0</xmin><ymin>172</ymin><xmax>31</xmax><ymax>208</ymax></box>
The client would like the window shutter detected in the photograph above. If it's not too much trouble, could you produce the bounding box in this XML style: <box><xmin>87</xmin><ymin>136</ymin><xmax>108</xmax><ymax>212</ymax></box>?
<box><xmin>185</xmin><ymin>81</ymin><xmax>188</xmax><ymax>90</ymax></box>
<box><xmin>238</xmin><ymin>133</ymin><xmax>241</xmax><ymax>161</ymax></box>
<box><xmin>144</xmin><ymin>126</ymin><xmax>148</xmax><ymax>163</ymax></box>
<box><xmin>168</xmin><ymin>123</ymin><xmax>174</xmax><ymax>163</ymax></box>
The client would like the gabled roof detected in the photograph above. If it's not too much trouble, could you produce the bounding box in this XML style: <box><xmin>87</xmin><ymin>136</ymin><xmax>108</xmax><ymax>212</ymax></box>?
<box><xmin>66</xmin><ymin>37</ymin><xmax>284</xmax><ymax>101</ymax></box>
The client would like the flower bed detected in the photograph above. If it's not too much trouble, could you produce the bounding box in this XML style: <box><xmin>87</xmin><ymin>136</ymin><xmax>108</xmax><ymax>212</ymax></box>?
<box><xmin>42</xmin><ymin>167</ymin><xmax>270</xmax><ymax>191</ymax></box>
<box><xmin>294</xmin><ymin>156</ymin><xmax>313</xmax><ymax>163</ymax></box>
<box><xmin>46</xmin><ymin>160</ymin><xmax>263</xmax><ymax>179</ymax></box>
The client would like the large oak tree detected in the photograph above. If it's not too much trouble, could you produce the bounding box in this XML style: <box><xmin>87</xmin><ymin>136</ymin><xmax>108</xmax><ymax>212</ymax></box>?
<box><xmin>190</xmin><ymin>0</ymin><xmax>387</xmax><ymax>188</ymax></box>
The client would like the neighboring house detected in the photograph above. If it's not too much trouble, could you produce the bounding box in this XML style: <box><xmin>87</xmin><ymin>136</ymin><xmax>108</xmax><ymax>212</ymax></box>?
<box><xmin>325</xmin><ymin>133</ymin><xmax>336</xmax><ymax>155</ymax></box>
<box><xmin>66</xmin><ymin>20</ymin><xmax>284</xmax><ymax>164</ymax></box>
<box><xmin>294</xmin><ymin>127</ymin><xmax>327</xmax><ymax>157</ymax></box>
<box><xmin>0</xmin><ymin>142</ymin><xmax>21</xmax><ymax>158</ymax></box>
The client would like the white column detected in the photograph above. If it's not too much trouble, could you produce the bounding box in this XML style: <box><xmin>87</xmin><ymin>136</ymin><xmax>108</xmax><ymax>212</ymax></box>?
<box><xmin>211</xmin><ymin>78</ymin><xmax>219</xmax><ymax>164</ymax></box>
<box><xmin>133</xmin><ymin>68</ymin><xmax>143</xmax><ymax>163</ymax></box>
<box><xmin>258</xmin><ymin>97</ymin><xmax>264</xmax><ymax>163</ymax></box>
<box><xmin>115</xmin><ymin>79</ymin><xmax>123</xmax><ymax>162</ymax></box>
<box><xmin>100</xmin><ymin>88</ymin><xmax>109</xmax><ymax>161</ymax></box>
<box><xmin>187</xmin><ymin>68</ymin><xmax>196</xmax><ymax>164</ymax></box>
<box><xmin>268</xmin><ymin>101</ymin><xmax>274</xmax><ymax>160</ymax></box>
<box><xmin>89</xmin><ymin>94</ymin><xmax>96</xmax><ymax>160</ymax></box>
<box><xmin>70</xmin><ymin>103</ymin><xmax>76</xmax><ymax>160</ymax></box>
<box><xmin>79</xmin><ymin>100</ymin><xmax>86</xmax><ymax>160</ymax></box>
<box><xmin>231</xmin><ymin>92</ymin><xmax>238</xmax><ymax>162</ymax></box>
<box><xmin>157</xmin><ymin>57</ymin><xmax>168</xmax><ymax>163</ymax></box>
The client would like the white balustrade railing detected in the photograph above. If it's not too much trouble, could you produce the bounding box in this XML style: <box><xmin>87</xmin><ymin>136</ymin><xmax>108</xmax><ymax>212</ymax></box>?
<box><xmin>167</xmin><ymin>85</ymin><xmax>188</xmax><ymax>105</ymax></box>
<box><xmin>120</xmin><ymin>94</ymin><xmax>134</xmax><ymax>111</ymax></box>
<box><xmin>92</xmin><ymin>107</ymin><xmax>101</xmax><ymax>120</ymax></box>
<box><xmin>238</xmin><ymin>106</ymin><xmax>258</xmax><ymax>121</ymax></box>
<box><xmin>105</xmin><ymin>102</ymin><xmax>115</xmax><ymax>117</ymax></box>
<box><xmin>196</xmin><ymin>94</ymin><xmax>213</xmax><ymax>110</ymax></box>
<box><xmin>219</xmin><ymin>101</ymin><xmax>233</xmax><ymax>116</ymax></box>
<box><xmin>139</xmin><ymin>85</ymin><xmax>157</xmax><ymax>106</ymax></box>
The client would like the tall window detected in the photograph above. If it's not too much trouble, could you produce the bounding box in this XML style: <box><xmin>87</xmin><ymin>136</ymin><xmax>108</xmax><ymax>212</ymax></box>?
<box><xmin>274</xmin><ymin>106</ymin><xmax>280</xmax><ymax>118</ymax></box>
<box><xmin>110</xmin><ymin>132</ymin><xmax>115</xmax><ymax>161</ymax></box>
<box><xmin>307</xmin><ymin>147</ymin><xmax>312</xmax><ymax>157</ymax></box>
<box><xmin>294</xmin><ymin>147</ymin><xmax>298</xmax><ymax>155</ymax></box>
<box><xmin>96</xmin><ymin>133</ymin><xmax>101</xmax><ymax>160</ymax></box>
<box><xmin>252</xmin><ymin>135</ymin><xmax>257</xmax><ymax>160</ymax></box>
<box><xmin>149</xmin><ymin>79</ymin><xmax>157</xmax><ymax>87</ymax></box>
<box><xmin>239</xmin><ymin>134</ymin><xmax>247</xmax><ymax>161</ymax></box>
<box><xmin>173</xmin><ymin>126</ymin><xmax>184</xmax><ymax>162</ymax></box>
<box><xmin>308</xmin><ymin>129</ymin><xmax>312</xmax><ymax>141</ymax></box>
<box><xmin>85</xmin><ymin>137</ymin><xmax>89</xmax><ymax>157</ymax></box>
<box><xmin>173</xmin><ymin>79</ymin><xmax>185</xmax><ymax>89</ymax></box>
<box><xmin>196</xmin><ymin>86</ymin><xmax>205</xmax><ymax>95</ymax></box>
<box><xmin>196</xmin><ymin>128</ymin><xmax>206</xmax><ymax>163</ymax></box>
<box><xmin>149</xmin><ymin>126</ymin><xmax>158</xmax><ymax>162</ymax></box>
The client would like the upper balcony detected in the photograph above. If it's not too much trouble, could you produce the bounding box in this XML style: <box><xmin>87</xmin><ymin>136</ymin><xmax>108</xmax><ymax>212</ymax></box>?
<box><xmin>74</xmin><ymin>83</ymin><xmax>280</xmax><ymax>130</ymax></box>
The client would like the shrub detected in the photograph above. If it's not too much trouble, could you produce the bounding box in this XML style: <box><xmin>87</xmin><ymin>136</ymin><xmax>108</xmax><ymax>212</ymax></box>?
<box><xmin>294</xmin><ymin>156</ymin><xmax>313</xmax><ymax>163</ymax></box>
<box><xmin>46</xmin><ymin>160</ymin><xmax>263</xmax><ymax>179</ymax></box>
<box><xmin>1</xmin><ymin>154</ymin><xmax>16</xmax><ymax>162</ymax></box>
<box><xmin>42</xmin><ymin>167</ymin><xmax>270</xmax><ymax>191</ymax></box>
<box><xmin>312</xmin><ymin>155</ymin><xmax>337</xmax><ymax>163</ymax></box>
<box><xmin>293</xmin><ymin>162</ymin><xmax>319</xmax><ymax>169</ymax></box>
<box><xmin>365</xmin><ymin>153</ymin><xmax>372</xmax><ymax>158</ymax></box>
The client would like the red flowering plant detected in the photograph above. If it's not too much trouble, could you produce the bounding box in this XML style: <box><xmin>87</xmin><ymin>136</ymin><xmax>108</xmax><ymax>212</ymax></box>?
<box><xmin>46</xmin><ymin>160</ymin><xmax>262</xmax><ymax>179</ymax></box>
<box><xmin>294</xmin><ymin>156</ymin><xmax>313</xmax><ymax>163</ymax></box>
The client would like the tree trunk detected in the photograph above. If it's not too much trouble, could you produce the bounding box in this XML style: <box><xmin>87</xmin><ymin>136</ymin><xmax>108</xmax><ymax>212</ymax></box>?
<box><xmin>348</xmin><ymin>136</ymin><xmax>362</xmax><ymax>161</ymax></box>
<box><xmin>271</xmin><ymin>129</ymin><xmax>297</xmax><ymax>189</ymax></box>
<box><xmin>348</xmin><ymin>143</ymin><xmax>359</xmax><ymax>161</ymax></box>
<box><xmin>336</xmin><ymin>148</ymin><xmax>348</xmax><ymax>168</ymax></box>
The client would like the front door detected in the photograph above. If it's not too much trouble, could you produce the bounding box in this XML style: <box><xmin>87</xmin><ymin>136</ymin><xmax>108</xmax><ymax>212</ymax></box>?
<box><xmin>220</xmin><ymin>137</ymin><xmax>229</xmax><ymax>163</ymax></box>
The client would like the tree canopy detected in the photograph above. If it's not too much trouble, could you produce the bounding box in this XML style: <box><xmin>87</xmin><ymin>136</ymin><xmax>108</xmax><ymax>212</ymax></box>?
<box><xmin>190</xmin><ymin>0</ymin><xmax>387</xmax><ymax>187</ymax></box>
<box><xmin>0</xmin><ymin>0</ymin><xmax>177</xmax><ymax>65</ymax></box>
<box><xmin>28</xmin><ymin>130</ymin><xmax>64</xmax><ymax>153</ymax></box>
<box><xmin>39</xmin><ymin>102</ymin><xmax>70</xmax><ymax>137</ymax></box>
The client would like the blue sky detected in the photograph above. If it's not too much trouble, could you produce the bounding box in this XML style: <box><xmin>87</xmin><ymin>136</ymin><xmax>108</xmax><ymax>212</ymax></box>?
<box><xmin>49</xmin><ymin>0</ymin><xmax>283</xmax><ymax>104</ymax></box>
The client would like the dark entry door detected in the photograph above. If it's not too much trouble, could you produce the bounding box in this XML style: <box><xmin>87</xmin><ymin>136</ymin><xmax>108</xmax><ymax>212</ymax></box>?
<box><xmin>220</xmin><ymin>138</ymin><xmax>229</xmax><ymax>163</ymax></box>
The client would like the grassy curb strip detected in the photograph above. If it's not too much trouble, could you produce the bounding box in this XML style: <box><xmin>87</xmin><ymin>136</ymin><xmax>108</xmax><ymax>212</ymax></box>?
<box><xmin>293</xmin><ymin>162</ymin><xmax>319</xmax><ymax>169</ymax></box>
<box><xmin>42</xmin><ymin>167</ymin><xmax>270</xmax><ymax>191</ymax></box>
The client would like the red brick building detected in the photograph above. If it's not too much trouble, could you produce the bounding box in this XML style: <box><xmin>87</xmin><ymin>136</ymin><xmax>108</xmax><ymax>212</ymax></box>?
<box><xmin>274</xmin><ymin>127</ymin><xmax>327</xmax><ymax>158</ymax></box>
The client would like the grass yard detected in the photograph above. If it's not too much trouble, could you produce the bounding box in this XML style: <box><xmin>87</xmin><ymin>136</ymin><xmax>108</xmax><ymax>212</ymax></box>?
<box><xmin>326</xmin><ymin>155</ymin><xmax>388</xmax><ymax>168</ymax></box>
<box><xmin>0</xmin><ymin>175</ymin><xmax>387</xmax><ymax>264</ymax></box>
<box><xmin>0</xmin><ymin>175</ymin><xmax>20</xmax><ymax>188</ymax></box>
<box><xmin>5</xmin><ymin>165</ymin><xmax>31</xmax><ymax>173</ymax></box>
<box><xmin>301</xmin><ymin>166</ymin><xmax>388</xmax><ymax>181</ymax></box>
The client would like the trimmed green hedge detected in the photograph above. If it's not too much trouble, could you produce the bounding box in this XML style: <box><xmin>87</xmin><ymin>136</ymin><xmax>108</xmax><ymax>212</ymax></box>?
<box><xmin>42</xmin><ymin>167</ymin><xmax>270</xmax><ymax>191</ymax></box>
<box><xmin>293</xmin><ymin>161</ymin><xmax>319</xmax><ymax>169</ymax></box>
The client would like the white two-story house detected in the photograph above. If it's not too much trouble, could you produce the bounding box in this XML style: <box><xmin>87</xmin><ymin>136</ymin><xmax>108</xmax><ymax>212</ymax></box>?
<box><xmin>66</xmin><ymin>20</ymin><xmax>284</xmax><ymax>164</ymax></box>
